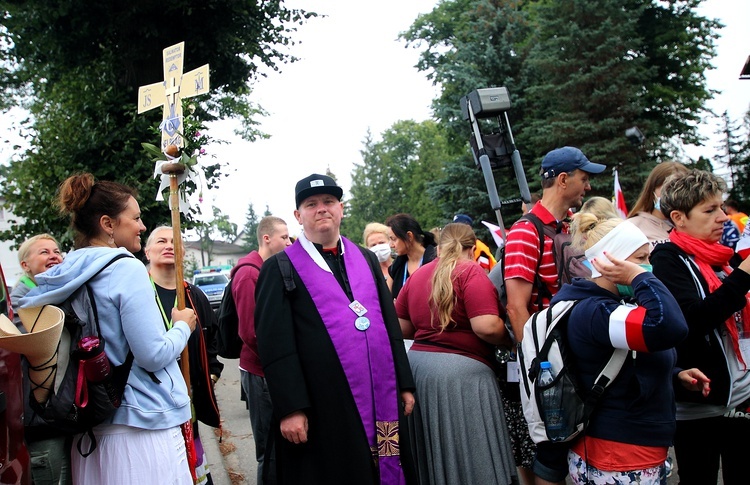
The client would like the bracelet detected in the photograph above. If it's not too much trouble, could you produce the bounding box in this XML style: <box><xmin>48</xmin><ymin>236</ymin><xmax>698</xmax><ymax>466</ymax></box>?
<box><xmin>210</xmin><ymin>374</ymin><xmax>219</xmax><ymax>384</ymax></box>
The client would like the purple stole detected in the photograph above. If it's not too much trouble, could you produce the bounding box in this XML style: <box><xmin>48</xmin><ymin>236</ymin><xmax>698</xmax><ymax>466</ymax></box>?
<box><xmin>286</xmin><ymin>237</ymin><xmax>406</xmax><ymax>485</ymax></box>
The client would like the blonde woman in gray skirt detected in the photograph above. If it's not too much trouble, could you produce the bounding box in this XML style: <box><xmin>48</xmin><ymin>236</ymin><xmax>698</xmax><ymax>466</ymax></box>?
<box><xmin>395</xmin><ymin>223</ymin><xmax>518</xmax><ymax>485</ymax></box>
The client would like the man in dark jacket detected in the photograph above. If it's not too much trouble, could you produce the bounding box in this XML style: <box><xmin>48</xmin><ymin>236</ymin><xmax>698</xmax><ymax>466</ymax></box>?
<box><xmin>255</xmin><ymin>173</ymin><xmax>417</xmax><ymax>485</ymax></box>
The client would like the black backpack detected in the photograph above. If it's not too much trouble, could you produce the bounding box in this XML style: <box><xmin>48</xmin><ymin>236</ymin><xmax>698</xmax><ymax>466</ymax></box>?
<box><xmin>25</xmin><ymin>253</ymin><xmax>134</xmax><ymax>456</ymax></box>
<box><xmin>216</xmin><ymin>262</ymin><xmax>259</xmax><ymax>359</ymax></box>
<box><xmin>216</xmin><ymin>255</ymin><xmax>298</xmax><ymax>359</ymax></box>
<box><xmin>491</xmin><ymin>213</ymin><xmax>590</xmax><ymax>313</ymax></box>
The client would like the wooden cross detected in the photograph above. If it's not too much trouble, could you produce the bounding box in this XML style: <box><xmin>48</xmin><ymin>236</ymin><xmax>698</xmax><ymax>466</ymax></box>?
<box><xmin>137</xmin><ymin>41</ymin><xmax>210</xmax><ymax>151</ymax></box>
<box><xmin>136</xmin><ymin>46</ymin><xmax>212</xmax><ymax>480</ymax></box>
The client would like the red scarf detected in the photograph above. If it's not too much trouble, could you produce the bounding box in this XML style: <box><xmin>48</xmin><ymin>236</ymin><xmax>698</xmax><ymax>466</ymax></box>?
<box><xmin>670</xmin><ymin>229</ymin><xmax>750</xmax><ymax>368</ymax></box>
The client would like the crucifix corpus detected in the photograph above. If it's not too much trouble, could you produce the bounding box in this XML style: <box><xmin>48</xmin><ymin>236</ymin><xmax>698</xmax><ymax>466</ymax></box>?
<box><xmin>137</xmin><ymin>41</ymin><xmax>210</xmax><ymax>483</ymax></box>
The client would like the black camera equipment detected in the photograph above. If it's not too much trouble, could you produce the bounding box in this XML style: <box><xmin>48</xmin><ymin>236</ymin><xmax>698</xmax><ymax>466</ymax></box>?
<box><xmin>625</xmin><ymin>126</ymin><xmax>645</xmax><ymax>146</ymax></box>
<box><xmin>461</xmin><ymin>87</ymin><xmax>531</xmax><ymax>241</ymax></box>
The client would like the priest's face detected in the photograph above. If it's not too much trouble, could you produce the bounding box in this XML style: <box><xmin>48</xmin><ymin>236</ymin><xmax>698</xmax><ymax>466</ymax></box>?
<box><xmin>294</xmin><ymin>194</ymin><xmax>344</xmax><ymax>245</ymax></box>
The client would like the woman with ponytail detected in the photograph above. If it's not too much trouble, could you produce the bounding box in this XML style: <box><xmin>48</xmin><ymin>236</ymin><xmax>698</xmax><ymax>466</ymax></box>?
<box><xmin>20</xmin><ymin>173</ymin><xmax>197</xmax><ymax>484</ymax></box>
<box><xmin>651</xmin><ymin>169</ymin><xmax>750</xmax><ymax>485</ymax></box>
<box><xmin>395</xmin><ymin>223</ymin><xmax>516</xmax><ymax>485</ymax></box>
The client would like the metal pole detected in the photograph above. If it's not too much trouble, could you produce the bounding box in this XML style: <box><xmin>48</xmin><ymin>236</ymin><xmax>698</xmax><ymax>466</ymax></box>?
<box><xmin>467</xmin><ymin>99</ymin><xmax>508</xmax><ymax>242</ymax></box>
<box><xmin>503</xmin><ymin>112</ymin><xmax>531</xmax><ymax>206</ymax></box>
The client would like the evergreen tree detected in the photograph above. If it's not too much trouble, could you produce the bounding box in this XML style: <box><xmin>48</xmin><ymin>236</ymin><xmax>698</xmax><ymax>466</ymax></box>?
<box><xmin>401</xmin><ymin>0</ymin><xmax>533</xmax><ymax>145</ymax></box>
<box><xmin>687</xmin><ymin>155</ymin><xmax>714</xmax><ymax>172</ymax></box>
<box><xmin>715</xmin><ymin>111</ymin><xmax>744</xmax><ymax>192</ymax></box>
<box><xmin>727</xmin><ymin>110</ymin><xmax>750</xmax><ymax>206</ymax></box>
<box><xmin>636</xmin><ymin>0</ymin><xmax>722</xmax><ymax>150</ymax></box>
<box><xmin>522</xmin><ymin>0</ymin><xmax>653</xmax><ymax>203</ymax></box>
<box><xmin>402</xmin><ymin>1</ymin><xmax>542</xmax><ymax>236</ymax></box>
<box><xmin>241</xmin><ymin>202</ymin><xmax>260</xmax><ymax>252</ymax></box>
<box><xmin>402</xmin><ymin>0</ymin><xmax>721</xmax><ymax>211</ymax></box>
<box><xmin>343</xmin><ymin>120</ymin><xmax>454</xmax><ymax>243</ymax></box>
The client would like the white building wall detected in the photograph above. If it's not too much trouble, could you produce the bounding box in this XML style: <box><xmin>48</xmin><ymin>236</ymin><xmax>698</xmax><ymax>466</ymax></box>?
<box><xmin>0</xmin><ymin>204</ymin><xmax>22</xmax><ymax>288</ymax></box>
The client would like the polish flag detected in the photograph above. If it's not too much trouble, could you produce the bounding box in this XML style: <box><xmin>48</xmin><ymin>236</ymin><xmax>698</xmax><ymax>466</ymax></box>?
<box><xmin>614</xmin><ymin>169</ymin><xmax>628</xmax><ymax>219</ymax></box>
<box><xmin>737</xmin><ymin>225</ymin><xmax>750</xmax><ymax>259</ymax></box>
<box><xmin>481</xmin><ymin>220</ymin><xmax>506</xmax><ymax>249</ymax></box>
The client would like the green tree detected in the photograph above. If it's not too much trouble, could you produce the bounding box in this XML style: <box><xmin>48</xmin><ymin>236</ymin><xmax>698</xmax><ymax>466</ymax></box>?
<box><xmin>715</xmin><ymin>111</ymin><xmax>744</xmax><ymax>193</ymax></box>
<box><xmin>636</xmin><ymin>0</ymin><xmax>722</xmax><ymax>150</ymax></box>
<box><xmin>521</xmin><ymin>0</ymin><xmax>653</xmax><ymax>202</ymax></box>
<box><xmin>726</xmin><ymin>110</ymin><xmax>750</xmax><ymax>206</ymax></box>
<box><xmin>687</xmin><ymin>155</ymin><xmax>714</xmax><ymax>173</ymax></box>
<box><xmin>402</xmin><ymin>0</ymin><xmax>540</xmax><ymax>238</ymax></box>
<box><xmin>195</xmin><ymin>206</ymin><xmax>237</xmax><ymax>266</ymax></box>
<box><xmin>0</xmin><ymin>0</ymin><xmax>315</xmax><ymax>247</ymax></box>
<box><xmin>402</xmin><ymin>0</ymin><xmax>721</xmax><ymax>213</ymax></box>
<box><xmin>401</xmin><ymin>0</ymin><xmax>533</xmax><ymax>145</ymax></box>
<box><xmin>343</xmin><ymin>120</ymin><xmax>455</xmax><ymax>243</ymax></box>
<box><xmin>241</xmin><ymin>202</ymin><xmax>260</xmax><ymax>253</ymax></box>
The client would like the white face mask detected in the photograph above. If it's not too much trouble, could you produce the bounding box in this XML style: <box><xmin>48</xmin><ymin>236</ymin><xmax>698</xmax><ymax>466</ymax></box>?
<box><xmin>369</xmin><ymin>243</ymin><xmax>392</xmax><ymax>263</ymax></box>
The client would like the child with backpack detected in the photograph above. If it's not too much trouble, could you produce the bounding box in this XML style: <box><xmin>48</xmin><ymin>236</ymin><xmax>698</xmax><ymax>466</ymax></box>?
<box><xmin>549</xmin><ymin>214</ymin><xmax>709</xmax><ymax>484</ymax></box>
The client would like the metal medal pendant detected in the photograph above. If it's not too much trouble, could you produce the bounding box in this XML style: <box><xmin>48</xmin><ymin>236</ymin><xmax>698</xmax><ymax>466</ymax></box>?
<box><xmin>355</xmin><ymin>316</ymin><xmax>371</xmax><ymax>331</ymax></box>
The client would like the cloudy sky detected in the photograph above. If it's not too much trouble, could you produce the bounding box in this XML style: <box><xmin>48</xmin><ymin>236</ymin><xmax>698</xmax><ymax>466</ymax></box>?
<box><xmin>1</xmin><ymin>0</ymin><xmax>747</xmax><ymax>236</ymax></box>
<box><xmin>204</xmin><ymin>0</ymin><xmax>750</xmax><ymax>234</ymax></box>
<box><xmin>204</xmin><ymin>0</ymin><xmax>438</xmax><ymax>233</ymax></box>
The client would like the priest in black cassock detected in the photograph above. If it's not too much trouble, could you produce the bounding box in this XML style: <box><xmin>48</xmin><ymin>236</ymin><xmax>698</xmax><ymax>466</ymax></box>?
<box><xmin>255</xmin><ymin>173</ymin><xmax>417</xmax><ymax>485</ymax></box>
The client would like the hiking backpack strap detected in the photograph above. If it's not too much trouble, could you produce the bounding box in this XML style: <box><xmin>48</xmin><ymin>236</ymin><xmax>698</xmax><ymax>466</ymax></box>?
<box><xmin>533</xmin><ymin>299</ymin><xmax>627</xmax><ymax>425</ymax></box>
<box><xmin>521</xmin><ymin>213</ymin><xmax>556</xmax><ymax>310</ymax></box>
<box><xmin>581</xmin><ymin>348</ymin><xmax>628</xmax><ymax>426</ymax></box>
<box><xmin>534</xmin><ymin>300</ymin><xmax>579</xmax><ymax>368</ymax></box>
<box><xmin>77</xmin><ymin>253</ymin><xmax>136</xmax><ymax>457</ymax></box>
<box><xmin>232</xmin><ymin>261</ymin><xmax>261</xmax><ymax>278</ymax></box>
<box><xmin>275</xmin><ymin>251</ymin><xmax>296</xmax><ymax>293</ymax></box>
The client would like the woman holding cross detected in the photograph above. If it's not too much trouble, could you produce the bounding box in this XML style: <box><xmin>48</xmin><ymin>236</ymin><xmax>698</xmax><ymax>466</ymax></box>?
<box><xmin>20</xmin><ymin>173</ymin><xmax>197</xmax><ymax>484</ymax></box>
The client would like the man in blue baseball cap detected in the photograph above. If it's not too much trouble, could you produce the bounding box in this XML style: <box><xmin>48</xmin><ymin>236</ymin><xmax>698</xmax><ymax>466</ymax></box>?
<box><xmin>539</xmin><ymin>146</ymin><xmax>606</xmax><ymax>211</ymax></box>
<box><xmin>541</xmin><ymin>146</ymin><xmax>606</xmax><ymax>179</ymax></box>
<box><xmin>503</xmin><ymin>146</ymin><xmax>605</xmax><ymax>485</ymax></box>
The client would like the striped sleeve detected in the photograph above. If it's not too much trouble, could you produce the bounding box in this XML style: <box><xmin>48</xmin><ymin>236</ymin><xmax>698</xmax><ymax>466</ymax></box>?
<box><xmin>504</xmin><ymin>220</ymin><xmax>543</xmax><ymax>282</ymax></box>
<box><xmin>504</xmin><ymin>219</ymin><xmax>559</xmax><ymax>309</ymax></box>
<box><xmin>608</xmin><ymin>305</ymin><xmax>648</xmax><ymax>352</ymax></box>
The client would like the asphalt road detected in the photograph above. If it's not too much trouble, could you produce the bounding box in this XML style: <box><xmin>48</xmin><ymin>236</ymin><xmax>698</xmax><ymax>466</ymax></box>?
<box><xmin>203</xmin><ymin>356</ymin><xmax>257</xmax><ymax>485</ymax></box>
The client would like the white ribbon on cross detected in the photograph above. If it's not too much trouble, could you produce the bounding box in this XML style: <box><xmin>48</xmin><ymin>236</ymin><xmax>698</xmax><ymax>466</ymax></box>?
<box><xmin>152</xmin><ymin>155</ymin><xmax>208</xmax><ymax>215</ymax></box>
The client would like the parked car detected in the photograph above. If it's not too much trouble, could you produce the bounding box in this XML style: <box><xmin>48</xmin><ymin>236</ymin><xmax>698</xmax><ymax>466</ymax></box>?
<box><xmin>192</xmin><ymin>266</ymin><xmax>231</xmax><ymax>311</ymax></box>
<box><xmin>0</xmin><ymin>262</ymin><xmax>31</xmax><ymax>484</ymax></box>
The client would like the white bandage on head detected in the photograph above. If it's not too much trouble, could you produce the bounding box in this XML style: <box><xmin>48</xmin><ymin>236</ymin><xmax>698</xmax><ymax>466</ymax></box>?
<box><xmin>584</xmin><ymin>220</ymin><xmax>649</xmax><ymax>278</ymax></box>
